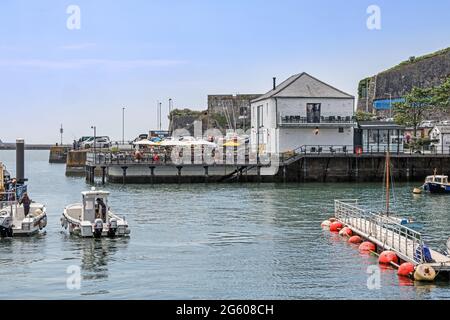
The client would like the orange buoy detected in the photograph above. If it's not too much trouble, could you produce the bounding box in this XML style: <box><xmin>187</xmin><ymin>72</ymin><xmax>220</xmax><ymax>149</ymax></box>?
<box><xmin>348</xmin><ymin>235</ymin><xmax>362</xmax><ymax>244</ymax></box>
<box><xmin>329</xmin><ymin>222</ymin><xmax>344</xmax><ymax>233</ymax></box>
<box><xmin>379</xmin><ymin>251</ymin><xmax>399</xmax><ymax>265</ymax></box>
<box><xmin>339</xmin><ymin>227</ymin><xmax>353</xmax><ymax>237</ymax></box>
<box><xmin>321</xmin><ymin>220</ymin><xmax>331</xmax><ymax>229</ymax></box>
<box><xmin>359</xmin><ymin>242</ymin><xmax>376</xmax><ymax>253</ymax></box>
<box><xmin>398</xmin><ymin>262</ymin><xmax>415</xmax><ymax>277</ymax></box>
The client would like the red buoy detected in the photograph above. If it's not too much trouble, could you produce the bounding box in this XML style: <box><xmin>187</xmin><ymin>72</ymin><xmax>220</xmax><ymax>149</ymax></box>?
<box><xmin>348</xmin><ymin>235</ymin><xmax>362</xmax><ymax>244</ymax></box>
<box><xmin>321</xmin><ymin>220</ymin><xmax>331</xmax><ymax>229</ymax></box>
<box><xmin>398</xmin><ymin>262</ymin><xmax>415</xmax><ymax>277</ymax></box>
<box><xmin>329</xmin><ymin>222</ymin><xmax>344</xmax><ymax>233</ymax></box>
<box><xmin>379</xmin><ymin>251</ymin><xmax>399</xmax><ymax>265</ymax></box>
<box><xmin>359</xmin><ymin>242</ymin><xmax>376</xmax><ymax>253</ymax></box>
<box><xmin>339</xmin><ymin>227</ymin><xmax>353</xmax><ymax>237</ymax></box>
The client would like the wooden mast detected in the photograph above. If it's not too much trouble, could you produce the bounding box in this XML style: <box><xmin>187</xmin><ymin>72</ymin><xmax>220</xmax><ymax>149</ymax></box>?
<box><xmin>386</xmin><ymin>151</ymin><xmax>390</xmax><ymax>216</ymax></box>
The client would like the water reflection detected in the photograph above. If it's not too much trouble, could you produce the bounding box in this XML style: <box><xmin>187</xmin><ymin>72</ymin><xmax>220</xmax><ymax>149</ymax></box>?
<box><xmin>62</xmin><ymin>234</ymin><xmax>129</xmax><ymax>281</ymax></box>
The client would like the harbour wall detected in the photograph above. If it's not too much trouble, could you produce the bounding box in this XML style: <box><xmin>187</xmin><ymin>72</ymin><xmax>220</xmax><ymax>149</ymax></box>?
<box><xmin>279</xmin><ymin>154</ymin><xmax>450</xmax><ymax>183</ymax></box>
<box><xmin>95</xmin><ymin>154</ymin><xmax>450</xmax><ymax>184</ymax></box>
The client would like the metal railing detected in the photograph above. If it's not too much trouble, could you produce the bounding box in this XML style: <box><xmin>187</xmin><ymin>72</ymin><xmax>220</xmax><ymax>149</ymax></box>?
<box><xmin>0</xmin><ymin>191</ymin><xmax>17</xmax><ymax>210</ymax></box>
<box><xmin>86</xmin><ymin>151</ymin><xmax>273</xmax><ymax>167</ymax></box>
<box><xmin>281</xmin><ymin>145</ymin><xmax>353</xmax><ymax>163</ymax></box>
<box><xmin>334</xmin><ymin>200</ymin><xmax>425</xmax><ymax>264</ymax></box>
<box><xmin>280</xmin><ymin>115</ymin><xmax>355</xmax><ymax>125</ymax></box>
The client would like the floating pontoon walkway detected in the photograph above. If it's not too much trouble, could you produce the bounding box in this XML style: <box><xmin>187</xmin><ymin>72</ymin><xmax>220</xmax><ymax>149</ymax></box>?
<box><xmin>335</xmin><ymin>200</ymin><xmax>450</xmax><ymax>273</ymax></box>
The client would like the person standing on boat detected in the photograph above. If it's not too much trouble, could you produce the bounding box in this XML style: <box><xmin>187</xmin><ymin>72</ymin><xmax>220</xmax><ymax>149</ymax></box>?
<box><xmin>19</xmin><ymin>192</ymin><xmax>31</xmax><ymax>217</ymax></box>
<box><xmin>96</xmin><ymin>198</ymin><xmax>107</xmax><ymax>222</ymax></box>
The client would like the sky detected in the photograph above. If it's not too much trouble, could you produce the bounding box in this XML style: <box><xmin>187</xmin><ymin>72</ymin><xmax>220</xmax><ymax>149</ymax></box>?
<box><xmin>0</xmin><ymin>0</ymin><xmax>449</xmax><ymax>143</ymax></box>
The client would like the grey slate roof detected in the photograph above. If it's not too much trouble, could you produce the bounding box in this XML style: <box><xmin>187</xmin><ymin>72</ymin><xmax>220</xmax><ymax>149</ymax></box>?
<box><xmin>252</xmin><ymin>72</ymin><xmax>354</xmax><ymax>103</ymax></box>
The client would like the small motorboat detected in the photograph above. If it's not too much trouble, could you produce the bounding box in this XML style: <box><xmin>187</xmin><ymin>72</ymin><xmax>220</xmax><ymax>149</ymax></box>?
<box><xmin>61</xmin><ymin>188</ymin><xmax>130</xmax><ymax>238</ymax></box>
<box><xmin>423</xmin><ymin>175</ymin><xmax>450</xmax><ymax>194</ymax></box>
<box><xmin>0</xmin><ymin>189</ymin><xmax>47</xmax><ymax>237</ymax></box>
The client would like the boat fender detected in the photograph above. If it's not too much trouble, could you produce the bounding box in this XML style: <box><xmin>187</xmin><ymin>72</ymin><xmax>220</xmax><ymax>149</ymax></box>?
<box><xmin>321</xmin><ymin>220</ymin><xmax>331</xmax><ymax>229</ymax></box>
<box><xmin>414</xmin><ymin>264</ymin><xmax>436</xmax><ymax>282</ymax></box>
<box><xmin>379</xmin><ymin>251</ymin><xmax>399</xmax><ymax>265</ymax></box>
<box><xmin>339</xmin><ymin>227</ymin><xmax>353</xmax><ymax>237</ymax></box>
<box><xmin>329</xmin><ymin>222</ymin><xmax>343</xmax><ymax>233</ymax></box>
<box><xmin>348</xmin><ymin>235</ymin><xmax>362</xmax><ymax>244</ymax></box>
<box><xmin>359</xmin><ymin>242</ymin><xmax>376</xmax><ymax>253</ymax></box>
<box><xmin>398</xmin><ymin>263</ymin><xmax>415</xmax><ymax>277</ymax></box>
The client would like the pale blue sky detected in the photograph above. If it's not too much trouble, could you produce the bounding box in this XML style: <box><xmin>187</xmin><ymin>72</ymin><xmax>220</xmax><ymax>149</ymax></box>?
<box><xmin>1</xmin><ymin>0</ymin><xmax>449</xmax><ymax>143</ymax></box>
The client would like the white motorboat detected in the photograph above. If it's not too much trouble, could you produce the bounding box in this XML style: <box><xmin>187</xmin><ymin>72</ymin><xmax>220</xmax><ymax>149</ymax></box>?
<box><xmin>0</xmin><ymin>190</ymin><xmax>47</xmax><ymax>237</ymax></box>
<box><xmin>61</xmin><ymin>188</ymin><xmax>130</xmax><ymax>238</ymax></box>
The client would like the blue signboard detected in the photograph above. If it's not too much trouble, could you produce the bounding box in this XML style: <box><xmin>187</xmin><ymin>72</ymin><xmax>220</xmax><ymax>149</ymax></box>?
<box><xmin>373</xmin><ymin>98</ymin><xmax>405</xmax><ymax>110</ymax></box>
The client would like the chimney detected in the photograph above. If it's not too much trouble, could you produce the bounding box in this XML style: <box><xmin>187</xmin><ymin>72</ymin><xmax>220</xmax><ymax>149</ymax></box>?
<box><xmin>16</xmin><ymin>138</ymin><xmax>25</xmax><ymax>184</ymax></box>
<box><xmin>273</xmin><ymin>77</ymin><xmax>277</xmax><ymax>90</ymax></box>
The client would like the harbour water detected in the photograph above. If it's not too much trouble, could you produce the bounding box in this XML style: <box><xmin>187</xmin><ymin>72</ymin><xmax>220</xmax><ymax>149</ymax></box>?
<box><xmin>1</xmin><ymin>150</ymin><xmax>450</xmax><ymax>300</ymax></box>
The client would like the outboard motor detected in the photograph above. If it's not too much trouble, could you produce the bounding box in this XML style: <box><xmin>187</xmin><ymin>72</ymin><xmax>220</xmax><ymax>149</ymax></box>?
<box><xmin>0</xmin><ymin>214</ymin><xmax>13</xmax><ymax>237</ymax></box>
<box><xmin>108</xmin><ymin>218</ymin><xmax>118</xmax><ymax>238</ymax></box>
<box><xmin>93</xmin><ymin>219</ymin><xmax>103</xmax><ymax>238</ymax></box>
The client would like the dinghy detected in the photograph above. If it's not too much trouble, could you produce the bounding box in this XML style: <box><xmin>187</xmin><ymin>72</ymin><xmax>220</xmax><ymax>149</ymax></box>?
<box><xmin>61</xmin><ymin>188</ymin><xmax>130</xmax><ymax>238</ymax></box>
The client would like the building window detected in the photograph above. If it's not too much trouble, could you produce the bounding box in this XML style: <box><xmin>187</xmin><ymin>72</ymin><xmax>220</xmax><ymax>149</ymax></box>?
<box><xmin>306</xmin><ymin>103</ymin><xmax>321</xmax><ymax>123</ymax></box>
<box><xmin>338</xmin><ymin>128</ymin><xmax>344</xmax><ymax>133</ymax></box>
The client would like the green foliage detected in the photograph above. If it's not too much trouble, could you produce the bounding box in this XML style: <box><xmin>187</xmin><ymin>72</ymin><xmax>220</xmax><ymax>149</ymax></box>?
<box><xmin>432</xmin><ymin>76</ymin><xmax>450</xmax><ymax>109</ymax></box>
<box><xmin>355</xmin><ymin>111</ymin><xmax>375</xmax><ymax>122</ymax></box>
<box><xmin>169</xmin><ymin>108</ymin><xmax>204</xmax><ymax>119</ymax></box>
<box><xmin>383</xmin><ymin>47</ymin><xmax>450</xmax><ymax>73</ymax></box>
<box><xmin>358</xmin><ymin>77</ymin><xmax>372</xmax><ymax>98</ymax></box>
<box><xmin>394</xmin><ymin>86</ymin><xmax>434</xmax><ymax>137</ymax></box>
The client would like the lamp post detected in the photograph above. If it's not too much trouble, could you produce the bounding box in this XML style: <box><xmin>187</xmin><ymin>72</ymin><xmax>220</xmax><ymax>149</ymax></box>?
<box><xmin>91</xmin><ymin>126</ymin><xmax>96</xmax><ymax>163</ymax></box>
<box><xmin>168</xmin><ymin>99</ymin><xmax>173</xmax><ymax>134</ymax></box>
<box><xmin>122</xmin><ymin>107</ymin><xmax>125</xmax><ymax>145</ymax></box>
<box><xmin>60</xmin><ymin>124</ymin><xmax>63</xmax><ymax>146</ymax></box>
<box><xmin>385</xmin><ymin>93</ymin><xmax>393</xmax><ymax>119</ymax></box>
<box><xmin>159</xmin><ymin>102</ymin><xmax>162</xmax><ymax>131</ymax></box>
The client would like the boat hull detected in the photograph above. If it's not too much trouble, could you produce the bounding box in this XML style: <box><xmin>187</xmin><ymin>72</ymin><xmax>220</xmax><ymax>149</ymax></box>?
<box><xmin>0</xmin><ymin>204</ymin><xmax>47</xmax><ymax>237</ymax></box>
<box><xmin>424</xmin><ymin>182</ymin><xmax>450</xmax><ymax>194</ymax></box>
<box><xmin>61</xmin><ymin>211</ymin><xmax>130</xmax><ymax>238</ymax></box>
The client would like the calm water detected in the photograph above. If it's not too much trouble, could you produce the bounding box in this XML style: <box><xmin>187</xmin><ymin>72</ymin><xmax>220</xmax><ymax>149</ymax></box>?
<box><xmin>1</xmin><ymin>150</ymin><xmax>450</xmax><ymax>300</ymax></box>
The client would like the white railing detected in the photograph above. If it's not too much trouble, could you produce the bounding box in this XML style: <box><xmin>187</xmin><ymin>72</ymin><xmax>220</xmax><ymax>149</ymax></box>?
<box><xmin>0</xmin><ymin>191</ymin><xmax>17</xmax><ymax>211</ymax></box>
<box><xmin>335</xmin><ymin>200</ymin><xmax>425</xmax><ymax>263</ymax></box>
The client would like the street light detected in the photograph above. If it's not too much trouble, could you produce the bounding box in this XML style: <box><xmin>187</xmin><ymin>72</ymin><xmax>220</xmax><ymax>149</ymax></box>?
<box><xmin>168</xmin><ymin>99</ymin><xmax>173</xmax><ymax>133</ymax></box>
<box><xmin>385</xmin><ymin>93</ymin><xmax>393</xmax><ymax>119</ymax></box>
<box><xmin>122</xmin><ymin>107</ymin><xmax>125</xmax><ymax>145</ymax></box>
<box><xmin>91</xmin><ymin>125</ymin><xmax>96</xmax><ymax>163</ymax></box>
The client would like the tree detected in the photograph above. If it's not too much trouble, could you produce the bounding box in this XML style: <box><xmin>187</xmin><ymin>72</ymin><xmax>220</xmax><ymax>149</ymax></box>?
<box><xmin>394</xmin><ymin>87</ymin><xmax>434</xmax><ymax>138</ymax></box>
<box><xmin>355</xmin><ymin>110</ymin><xmax>375</xmax><ymax>122</ymax></box>
<box><xmin>432</xmin><ymin>76</ymin><xmax>450</xmax><ymax>110</ymax></box>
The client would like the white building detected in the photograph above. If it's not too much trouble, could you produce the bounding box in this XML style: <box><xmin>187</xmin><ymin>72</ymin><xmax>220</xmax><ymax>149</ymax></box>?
<box><xmin>430</xmin><ymin>125</ymin><xmax>450</xmax><ymax>154</ymax></box>
<box><xmin>250</xmin><ymin>73</ymin><xmax>355</xmax><ymax>155</ymax></box>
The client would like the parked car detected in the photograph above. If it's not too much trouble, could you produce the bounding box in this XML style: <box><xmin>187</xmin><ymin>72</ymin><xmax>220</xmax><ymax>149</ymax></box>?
<box><xmin>82</xmin><ymin>136</ymin><xmax>111</xmax><ymax>149</ymax></box>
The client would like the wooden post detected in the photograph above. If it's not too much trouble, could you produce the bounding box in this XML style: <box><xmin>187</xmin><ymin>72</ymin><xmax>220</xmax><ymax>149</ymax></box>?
<box><xmin>177</xmin><ymin>166</ymin><xmax>182</xmax><ymax>184</ymax></box>
<box><xmin>101</xmin><ymin>166</ymin><xmax>106</xmax><ymax>185</ymax></box>
<box><xmin>121</xmin><ymin>166</ymin><xmax>128</xmax><ymax>185</ymax></box>
<box><xmin>204</xmin><ymin>166</ymin><xmax>209</xmax><ymax>183</ymax></box>
<box><xmin>149</xmin><ymin>166</ymin><xmax>155</xmax><ymax>184</ymax></box>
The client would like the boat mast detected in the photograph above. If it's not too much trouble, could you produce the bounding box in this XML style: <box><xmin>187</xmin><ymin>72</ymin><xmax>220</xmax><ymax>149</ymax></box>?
<box><xmin>386</xmin><ymin>151</ymin><xmax>390</xmax><ymax>216</ymax></box>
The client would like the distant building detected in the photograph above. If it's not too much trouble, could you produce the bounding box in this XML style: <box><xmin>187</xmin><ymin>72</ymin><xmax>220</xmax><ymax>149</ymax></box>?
<box><xmin>250</xmin><ymin>72</ymin><xmax>355</xmax><ymax>154</ymax></box>
<box><xmin>430</xmin><ymin>125</ymin><xmax>450</xmax><ymax>154</ymax></box>
<box><xmin>207</xmin><ymin>94</ymin><xmax>262</xmax><ymax>131</ymax></box>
